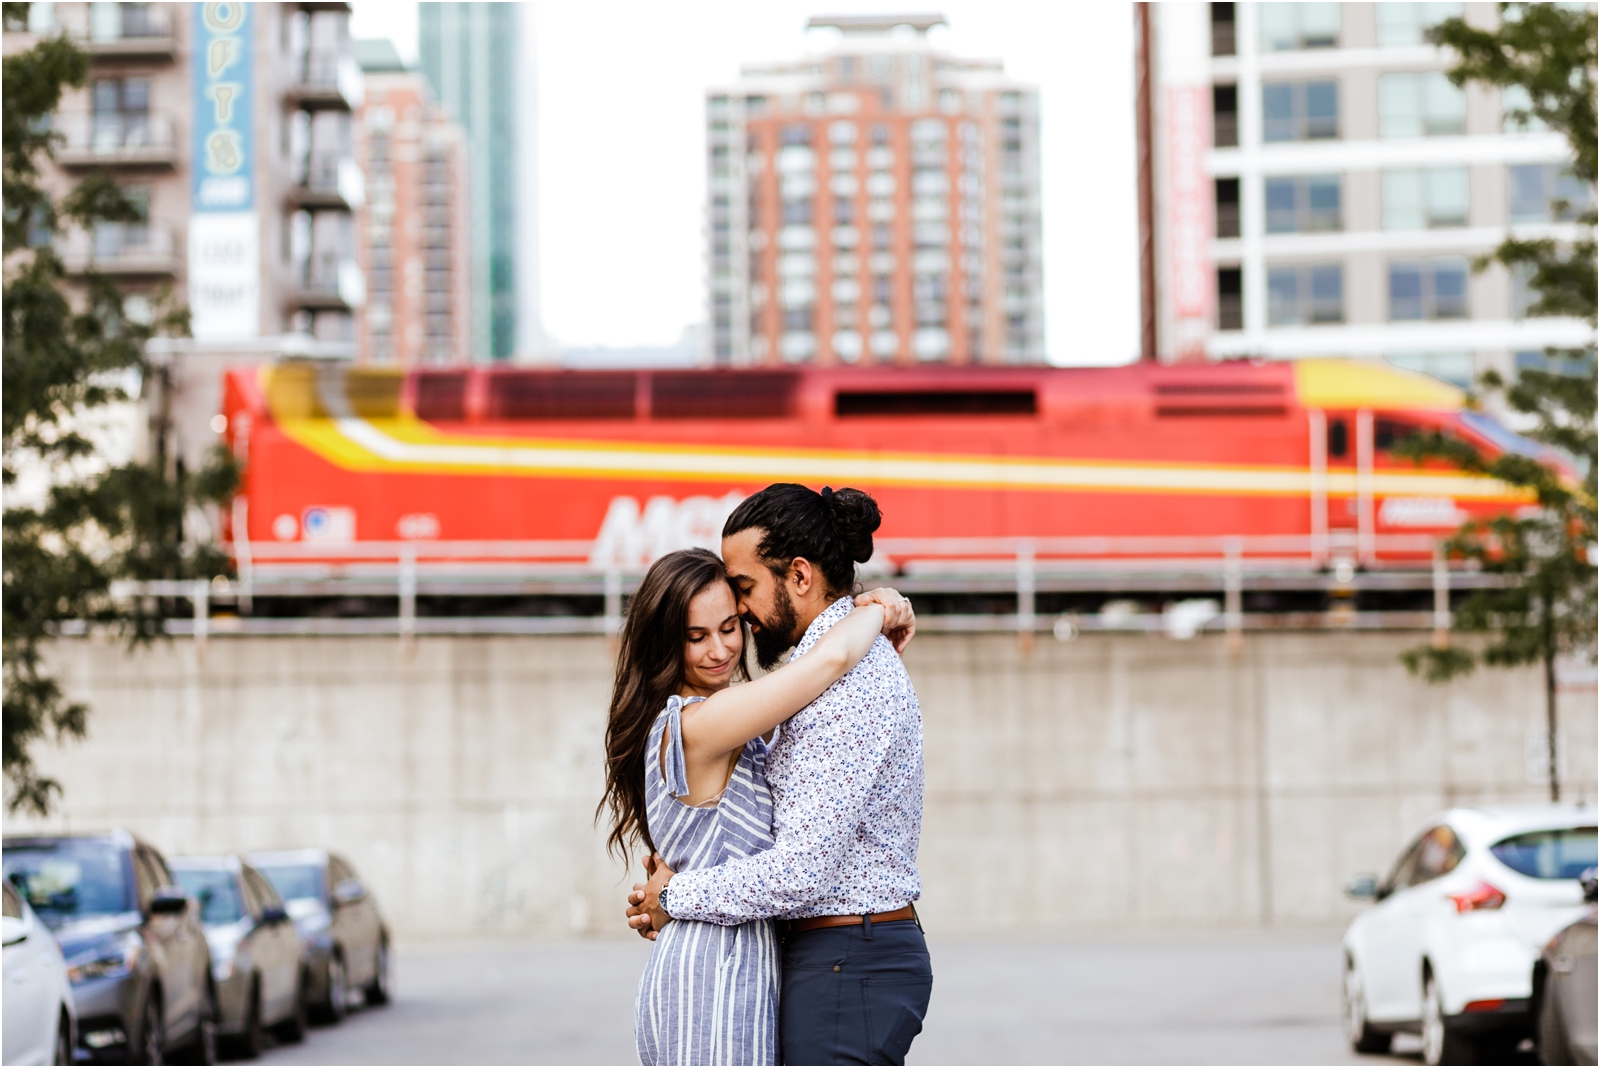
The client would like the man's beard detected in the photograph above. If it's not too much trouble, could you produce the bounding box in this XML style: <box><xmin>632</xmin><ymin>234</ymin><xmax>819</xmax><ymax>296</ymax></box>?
<box><xmin>747</xmin><ymin>582</ymin><xmax>801</xmax><ymax>671</ymax></box>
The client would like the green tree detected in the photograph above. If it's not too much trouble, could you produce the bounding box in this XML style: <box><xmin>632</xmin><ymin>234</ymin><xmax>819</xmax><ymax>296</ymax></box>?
<box><xmin>1400</xmin><ymin>4</ymin><xmax>1597</xmax><ymax>802</ymax></box>
<box><xmin>2</xmin><ymin>6</ymin><xmax>237</xmax><ymax>814</ymax></box>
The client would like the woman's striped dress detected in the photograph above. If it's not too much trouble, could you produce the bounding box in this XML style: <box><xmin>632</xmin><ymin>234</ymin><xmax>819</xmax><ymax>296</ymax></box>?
<box><xmin>635</xmin><ymin>695</ymin><xmax>780</xmax><ymax>1066</ymax></box>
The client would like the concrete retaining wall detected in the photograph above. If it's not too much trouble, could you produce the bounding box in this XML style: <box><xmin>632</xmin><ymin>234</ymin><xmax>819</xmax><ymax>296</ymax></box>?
<box><xmin>9</xmin><ymin>632</ymin><xmax>1595</xmax><ymax>937</ymax></box>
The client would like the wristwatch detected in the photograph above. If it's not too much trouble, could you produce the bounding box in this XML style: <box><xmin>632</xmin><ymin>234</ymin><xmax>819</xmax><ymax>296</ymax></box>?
<box><xmin>658</xmin><ymin>879</ymin><xmax>672</xmax><ymax>919</ymax></box>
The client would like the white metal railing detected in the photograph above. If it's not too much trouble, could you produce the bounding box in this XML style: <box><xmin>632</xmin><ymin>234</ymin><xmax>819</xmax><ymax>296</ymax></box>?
<box><xmin>54</xmin><ymin>112</ymin><xmax>176</xmax><ymax>158</ymax></box>
<box><xmin>60</xmin><ymin>224</ymin><xmax>176</xmax><ymax>269</ymax></box>
<box><xmin>98</xmin><ymin>532</ymin><xmax>1483</xmax><ymax>648</ymax></box>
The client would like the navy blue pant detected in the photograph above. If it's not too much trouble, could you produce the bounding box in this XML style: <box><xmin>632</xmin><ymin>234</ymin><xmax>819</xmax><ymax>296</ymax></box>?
<box><xmin>779</xmin><ymin>919</ymin><xmax>933</xmax><ymax>1065</ymax></box>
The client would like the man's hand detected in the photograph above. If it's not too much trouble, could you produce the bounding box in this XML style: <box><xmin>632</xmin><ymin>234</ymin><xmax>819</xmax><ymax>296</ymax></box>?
<box><xmin>624</xmin><ymin>853</ymin><xmax>675</xmax><ymax>940</ymax></box>
<box><xmin>856</xmin><ymin>587</ymin><xmax>915</xmax><ymax>654</ymax></box>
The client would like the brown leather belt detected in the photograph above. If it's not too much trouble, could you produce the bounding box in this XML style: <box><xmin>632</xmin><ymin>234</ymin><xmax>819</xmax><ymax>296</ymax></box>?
<box><xmin>784</xmin><ymin>905</ymin><xmax>917</xmax><ymax>935</ymax></box>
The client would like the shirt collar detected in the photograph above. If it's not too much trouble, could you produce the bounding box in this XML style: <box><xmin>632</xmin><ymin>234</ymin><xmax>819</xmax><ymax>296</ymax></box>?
<box><xmin>791</xmin><ymin>595</ymin><xmax>857</xmax><ymax>659</ymax></box>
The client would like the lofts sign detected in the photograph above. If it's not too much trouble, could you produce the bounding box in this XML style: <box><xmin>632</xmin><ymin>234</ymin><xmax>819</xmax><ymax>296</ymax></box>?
<box><xmin>189</xmin><ymin>2</ymin><xmax>258</xmax><ymax>339</ymax></box>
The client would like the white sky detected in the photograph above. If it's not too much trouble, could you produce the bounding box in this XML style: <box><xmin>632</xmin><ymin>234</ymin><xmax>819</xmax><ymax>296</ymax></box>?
<box><xmin>349</xmin><ymin>2</ymin><xmax>1141</xmax><ymax>366</ymax></box>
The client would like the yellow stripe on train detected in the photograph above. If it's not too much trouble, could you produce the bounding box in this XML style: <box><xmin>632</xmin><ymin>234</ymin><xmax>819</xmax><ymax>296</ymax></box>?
<box><xmin>275</xmin><ymin>416</ymin><xmax>1529</xmax><ymax>503</ymax></box>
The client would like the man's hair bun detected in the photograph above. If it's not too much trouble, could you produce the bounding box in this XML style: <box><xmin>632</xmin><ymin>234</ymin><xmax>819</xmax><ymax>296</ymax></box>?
<box><xmin>824</xmin><ymin>487</ymin><xmax>881</xmax><ymax>564</ymax></box>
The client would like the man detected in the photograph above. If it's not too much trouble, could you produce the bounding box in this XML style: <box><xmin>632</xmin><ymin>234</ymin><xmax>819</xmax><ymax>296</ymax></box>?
<box><xmin>626</xmin><ymin>483</ymin><xmax>933</xmax><ymax>1065</ymax></box>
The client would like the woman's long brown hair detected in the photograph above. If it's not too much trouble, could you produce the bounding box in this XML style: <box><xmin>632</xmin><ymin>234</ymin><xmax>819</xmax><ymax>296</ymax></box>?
<box><xmin>597</xmin><ymin>548</ymin><xmax>746</xmax><ymax>864</ymax></box>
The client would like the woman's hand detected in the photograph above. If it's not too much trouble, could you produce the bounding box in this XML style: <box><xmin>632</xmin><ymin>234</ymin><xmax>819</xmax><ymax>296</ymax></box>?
<box><xmin>856</xmin><ymin>587</ymin><xmax>915</xmax><ymax>654</ymax></box>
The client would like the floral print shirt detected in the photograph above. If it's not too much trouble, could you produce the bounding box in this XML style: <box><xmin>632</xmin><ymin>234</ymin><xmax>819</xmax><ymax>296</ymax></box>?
<box><xmin>665</xmin><ymin>595</ymin><xmax>925</xmax><ymax>924</ymax></box>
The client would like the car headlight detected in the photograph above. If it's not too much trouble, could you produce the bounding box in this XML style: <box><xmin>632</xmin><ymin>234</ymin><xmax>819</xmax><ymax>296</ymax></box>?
<box><xmin>67</xmin><ymin>934</ymin><xmax>141</xmax><ymax>984</ymax></box>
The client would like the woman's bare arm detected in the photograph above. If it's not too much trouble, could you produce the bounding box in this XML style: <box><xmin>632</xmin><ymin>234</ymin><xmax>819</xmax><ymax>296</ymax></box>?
<box><xmin>679</xmin><ymin>600</ymin><xmax>902</xmax><ymax>764</ymax></box>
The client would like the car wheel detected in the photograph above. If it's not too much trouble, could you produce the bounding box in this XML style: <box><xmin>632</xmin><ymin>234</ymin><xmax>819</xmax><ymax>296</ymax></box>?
<box><xmin>1421</xmin><ymin>972</ymin><xmax>1474</xmax><ymax>1066</ymax></box>
<box><xmin>230</xmin><ymin>978</ymin><xmax>266</xmax><ymax>1059</ymax></box>
<box><xmin>274</xmin><ymin>970</ymin><xmax>309</xmax><ymax>1044</ymax></box>
<box><xmin>316</xmin><ymin>954</ymin><xmax>347</xmax><ymax>1024</ymax></box>
<box><xmin>1537</xmin><ymin>977</ymin><xmax>1574</xmax><ymax>1066</ymax></box>
<box><xmin>177</xmin><ymin>983</ymin><xmax>218</xmax><ymax>1065</ymax></box>
<box><xmin>54</xmin><ymin>1010</ymin><xmax>73</xmax><ymax>1067</ymax></box>
<box><xmin>138</xmin><ymin>994</ymin><xmax>164</xmax><ymax>1066</ymax></box>
<box><xmin>1341</xmin><ymin>958</ymin><xmax>1390</xmax><ymax>1054</ymax></box>
<box><xmin>364</xmin><ymin>938</ymin><xmax>390</xmax><ymax>1006</ymax></box>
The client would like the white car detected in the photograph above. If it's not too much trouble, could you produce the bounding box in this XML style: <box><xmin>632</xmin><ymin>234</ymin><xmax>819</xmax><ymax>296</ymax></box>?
<box><xmin>2</xmin><ymin>880</ymin><xmax>76</xmax><ymax>1065</ymax></box>
<box><xmin>1341</xmin><ymin>804</ymin><xmax>1597</xmax><ymax>1065</ymax></box>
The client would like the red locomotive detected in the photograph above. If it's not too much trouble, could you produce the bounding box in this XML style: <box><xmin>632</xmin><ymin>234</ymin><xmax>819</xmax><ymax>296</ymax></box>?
<box><xmin>219</xmin><ymin>358</ymin><xmax>1537</xmax><ymax>575</ymax></box>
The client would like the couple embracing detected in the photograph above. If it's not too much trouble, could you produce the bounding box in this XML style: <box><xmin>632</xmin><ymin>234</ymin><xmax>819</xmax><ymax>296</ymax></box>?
<box><xmin>598</xmin><ymin>483</ymin><xmax>934</xmax><ymax>1065</ymax></box>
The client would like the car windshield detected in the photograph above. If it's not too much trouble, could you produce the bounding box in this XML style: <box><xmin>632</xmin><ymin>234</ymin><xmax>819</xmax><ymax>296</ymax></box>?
<box><xmin>255</xmin><ymin>864</ymin><xmax>324</xmax><ymax>903</ymax></box>
<box><xmin>1490</xmin><ymin>827</ymin><xmax>1598</xmax><ymax>879</ymax></box>
<box><xmin>172</xmin><ymin>869</ymin><xmax>244</xmax><ymax>925</ymax></box>
<box><xmin>2</xmin><ymin>841</ymin><xmax>133</xmax><ymax>928</ymax></box>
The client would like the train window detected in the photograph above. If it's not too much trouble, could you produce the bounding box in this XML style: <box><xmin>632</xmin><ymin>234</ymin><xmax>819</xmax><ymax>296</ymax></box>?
<box><xmin>653</xmin><ymin>371</ymin><xmax>798</xmax><ymax>419</ymax></box>
<box><xmin>488</xmin><ymin>372</ymin><xmax>636</xmax><ymax>420</ymax></box>
<box><xmin>1151</xmin><ymin>380</ymin><xmax>1288</xmax><ymax>417</ymax></box>
<box><xmin>414</xmin><ymin>373</ymin><xmax>468</xmax><ymax>420</ymax></box>
<box><xmin>1375</xmin><ymin>419</ymin><xmax>1421</xmax><ymax>451</ymax></box>
<box><xmin>1328</xmin><ymin>418</ymin><xmax>1348</xmax><ymax>458</ymax></box>
<box><xmin>835</xmin><ymin>390</ymin><xmax>1037</xmax><ymax>417</ymax></box>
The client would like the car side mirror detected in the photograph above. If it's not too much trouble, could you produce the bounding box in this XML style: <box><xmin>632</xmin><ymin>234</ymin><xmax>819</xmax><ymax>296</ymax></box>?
<box><xmin>148</xmin><ymin>886</ymin><xmax>189</xmax><ymax>915</ymax></box>
<box><xmin>332</xmin><ymin>878</ymin><xmax>366</xmax><ymax>907</ymax></box>
<box><xmin>1581</xmin><ymin>867</ymin><xmax>1597</xmax><ymax>905</ymax></box>
<box><xmin>260</xmin><ymin>903</ymin><xmax>289</xmax><ymax>925</ymax></box>
<box><xmin>1</xmin><ymin>916</ymin><xmax>28</xmax><ymax>946</ymax></box>
<box><xmin>1344</xmin><ymin>873</ymin><xmax>1379</xmax><ymax>901</ymax></box>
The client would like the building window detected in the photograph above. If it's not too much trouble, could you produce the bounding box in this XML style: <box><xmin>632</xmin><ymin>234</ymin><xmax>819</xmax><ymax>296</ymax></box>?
<box><xmin>1215</xmin><ymin>178</ymin><xmax>1240</xmax><ymax>238</ymax></box>
<box><xmin>1217</xmin><ymin>266</ymin><xmax>1243</xmax><ymax>330</ymax></box>
<box><xmin>1382</xmin><ymin>167</ymin><xmax>1469</xmax><ymax>229</ymax></box>
<box><xmin>1508</xmin><ymin>163</ymin><xmax>1596</xmax><ymax>223</ymax></box>
<box><xmin>1267</xmin><ymin>263</ymin><xmax>1343</xmax><ymax>325</ymax></box>
<box><xmin>1211</xmin><ymin>3</ymin><xmax>1236</xmax><ymax>57</ymax></box>
<box><xmin>1379</xmin><ymin>73</ymin><xmax>1465</xmax><ymax>138</ymax></box>
<box><xmin>1501</xmin><ymin>85</ymin><xmax>1548</xmax><ymax>133</ymax></box>
<box><xmin>1389</xmin><ymin>257</ymin><xmax>1468</xmax><ymax>320</ymax></box>
<box><xmin>1264</xmin><ymin>174</ymin><xmax>1341</xmax><ymax>233</ymax></box>
<box><xmin>1212</xmin><ymin>84</ymin><xmax>1238</xmax><ymax>148</ymax></box>
<box><xmin>1259</xmin><ymin>3</ymin><xmax>1340</xmax><ymax>51</ymax></box>
<box><xmin>1510</xmin><ymin>263</ymin><xmax>1538</xmax><ymax>318</ymax></box>
<box><xmin>1376</xmin><ymin>3</ymin><xmax>1462</xmax><ymax>47</ymax></box>
<box><xmin>1516</xmin><ymin>349</ymin><xmax>1595</xmax><ymax>378</ymax></box>
<box><xmin>1262</xmin><ymin>81</ymin><xmax>1338</xmax><ymax>142</ymax></box>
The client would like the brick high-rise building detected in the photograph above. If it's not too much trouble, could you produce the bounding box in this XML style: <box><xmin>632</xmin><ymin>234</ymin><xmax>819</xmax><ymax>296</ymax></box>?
<box><xmin>707</xmin><ymin>13</ymin><xmax>1044</xmax><ymax>367</ymax></box>
<box><xmin>354</xmin><ymin>40</ymin><xmax>471</xmax><ymax>367</ymax></box>
<box><xmin>2</xmin><ymin>1</ymin><xmax>364</xmax><ymax>473</ymax></box>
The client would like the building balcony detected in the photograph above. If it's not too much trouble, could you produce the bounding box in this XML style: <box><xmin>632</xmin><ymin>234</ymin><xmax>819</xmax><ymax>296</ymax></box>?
<box><xmin>60</xmin><ymin>224</ymin><xmax>179</xmax><ymax>277</ymax></box>
<box><xmin>286</xmin><ymin>53</ymin><xmax>364</xmax><ymax>112</ymax></box>
<box><xmin>290</xmin><ymin>253</ymin><xmax>366</xmax><ymax>311</ymax></box>
<box><xmin>80</xmin><ymin>5</ymin><xmax>175</xmax><ymax>60</ymax></box>
<box><xmin>288</xmin><ymin>155</ymin><xmax>365</xmax><ymax>211</ymax></box>
<box><xmin>54</xmin><ymin>112</ymin><xmax>177</xmax><ymax>168</ymax></box>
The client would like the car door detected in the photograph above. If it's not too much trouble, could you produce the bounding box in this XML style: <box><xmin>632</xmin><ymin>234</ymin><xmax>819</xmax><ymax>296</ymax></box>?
<box><xmin>243</xmin><ymin>868</ymin><xmax>296</xmax><ymax>1022</ymax></box>
<box><xmin>328</xmin><ymin>856</ymin><xmax>378</xmax><ymax>987</ymax></box>
<box><xmin>1375</xmin><ymin>826</ymin><xmax>1464</xmax><ymax>1022</ymax></box>
<box><xmin>2</xmin><ymin>882</ymin><xmax>54</xmax><ymax>1066</ymax></box>
<box><xmin>1552</xmin><ymin>917</ymin><xmax>1597</xmax><ymax>1057</ymax></box>
<box><xmin>1362</xmin><ymin>836</ymin><xmax>1426</xmax><ymax>1020</ymax></box>
<box><xmin>140</xmin><ymin>848</ymin><xmax>200</xmax><ymax>1040</ymax></box>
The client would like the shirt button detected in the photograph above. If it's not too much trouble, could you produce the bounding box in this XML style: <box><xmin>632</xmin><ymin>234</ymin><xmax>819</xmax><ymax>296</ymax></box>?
<box><xmin>833</xmin><ymin>965</ymin><xmax>841</xmax><ymax>972</ymax></box>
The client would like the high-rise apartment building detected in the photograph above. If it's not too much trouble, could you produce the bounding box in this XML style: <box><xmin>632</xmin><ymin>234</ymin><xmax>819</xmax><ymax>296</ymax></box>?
<box><xmin>418</xmin><ymin>2</ymin><xmax>534</xmax><ymax>362</ymax></box>
<box><xmin>707</xmin><ymin>14</ymin><xmax>1044</xmax><ymax>367</ymax></box>
<box><xmin>2</xmin><ymin>1</ymin><xmax>363</xmax><ymax>468</ymax></box>
<box><xmin>354</xmin><ymin>40</ymin><xmax>471</xmax><ymax>367</ymax></box>
<box><xmin>1143</xmin><ymin>2</ymin><xmax>1593</xmax><ymax>383</ymax></box>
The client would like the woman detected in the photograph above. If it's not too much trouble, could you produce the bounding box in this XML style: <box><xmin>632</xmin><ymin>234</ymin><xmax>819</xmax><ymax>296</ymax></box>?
<box><xmin>598</xmin><ymin>548</ymin><xmax>913</xmax><ymax>1066</ymax></box>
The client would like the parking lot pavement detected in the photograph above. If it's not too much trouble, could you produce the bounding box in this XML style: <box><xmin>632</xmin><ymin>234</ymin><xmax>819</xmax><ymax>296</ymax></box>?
<box><xmin>254</xmin><ymin>930</ymin><xmax>1448</xmax><ymax>1066</ymax></box>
